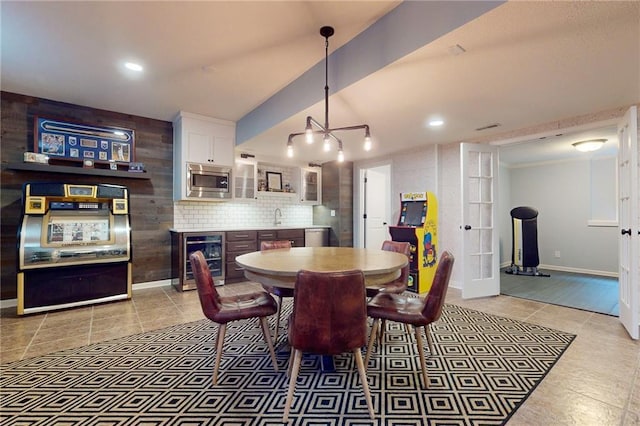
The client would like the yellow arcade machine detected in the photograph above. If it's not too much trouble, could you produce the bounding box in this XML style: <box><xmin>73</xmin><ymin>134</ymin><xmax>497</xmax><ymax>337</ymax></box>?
<box><xmin>388</xmin><ymin>192</ymin><xmax>438</xmax><ymax>294</ymax></box>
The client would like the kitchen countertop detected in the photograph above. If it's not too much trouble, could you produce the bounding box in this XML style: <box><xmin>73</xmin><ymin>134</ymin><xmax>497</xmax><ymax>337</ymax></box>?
<box><xmin>169</xmin><ymin>225</ymin><xmax>330</xmax><ymax>233</ymax></box>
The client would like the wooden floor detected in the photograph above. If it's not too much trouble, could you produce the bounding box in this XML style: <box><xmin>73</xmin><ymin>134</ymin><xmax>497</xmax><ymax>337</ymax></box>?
<box><xmin>500</xmin><ymin>268</ymin><xmax>619</xmax><ymax>316</ymax></box>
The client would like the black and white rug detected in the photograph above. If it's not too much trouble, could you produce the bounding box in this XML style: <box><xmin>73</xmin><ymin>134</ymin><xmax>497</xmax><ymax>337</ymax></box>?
<box><xmin>0</xmin><ymin>303</ymin><xmax>575</xmax><ymax>425</ymax></box>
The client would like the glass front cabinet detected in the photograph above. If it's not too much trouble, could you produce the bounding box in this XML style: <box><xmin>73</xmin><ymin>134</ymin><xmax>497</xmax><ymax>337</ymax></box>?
<box><xmin>234</xmin><ymin>158</ymin><xmax>257</xmax><ymax>201</ymax></box>
<box><xmin>297</xmin><ymin>166</ymin><xmax>322</xmax><ymax>205</ymax></box>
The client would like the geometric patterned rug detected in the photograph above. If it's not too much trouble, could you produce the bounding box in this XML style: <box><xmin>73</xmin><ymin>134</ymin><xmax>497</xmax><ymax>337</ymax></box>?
<box><xmin>0</xmin><ymin>303</ymin><xmax>575</xmax><ymax>425</ymax></box>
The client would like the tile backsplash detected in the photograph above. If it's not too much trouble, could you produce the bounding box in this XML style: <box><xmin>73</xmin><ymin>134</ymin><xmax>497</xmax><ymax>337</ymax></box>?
<box><xmin>174</xmin><ymin>195</ymin><xmax>313</xmax><ymax>229</ymax></box>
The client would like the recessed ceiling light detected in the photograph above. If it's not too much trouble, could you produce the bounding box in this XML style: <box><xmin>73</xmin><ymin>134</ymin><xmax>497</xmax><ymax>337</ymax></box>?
<box><xmin>429</xmin><ymin>119</ymin><xmax>444</xmax><ymax>127</ymax></box>
<box><xmin>124</xmin><ymin>62</ymin><xmax>143</xmax><ymax>72</ymax></box>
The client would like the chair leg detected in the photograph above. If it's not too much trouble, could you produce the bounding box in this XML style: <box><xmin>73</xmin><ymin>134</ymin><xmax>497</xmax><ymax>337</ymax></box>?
<box><xmin>365</xmin><ymin>319</ymin><xmax>380</xmax><ymax>367</ymax></box>
<box><xmin>414</xmin><ymin>326</ymin><xmax>429</xmax><ymax>388</ymax></box>
<box><xmin>425</xmin><ymin>324</ymin><xmax>434</xmax><ymax>355</ymax></box>
<box><xmin>283</xmin><ymin>348</ymin><xmax>302</xmax><ymax>422</ymax></box>
<box><xmin>213</xmin><ymin>323</ymin><xmax>227</xmax><ymax>386</ymax></box>
<box><xmin>273</xmin><ymin>295</ymin><xmax>283</xmax><ymax>344</ymax></box>
<box><xmin>286</xmin><ymin>347</ymin><xmax>294</xmax><ymax>377</ymax></box>
<box><xmin>354</xmin><ymin>348</ymin><xmax>375</xmax><ymax>419</ymax></box>
<box><xmin>259</xmin><ymin>317</ymin><xmax>278</xmax><ymax>372</ymax></box>
<box><xmin>378</xmin><ymin>319</ymin><xmax>386</xmax><ymax>346</ymax></box>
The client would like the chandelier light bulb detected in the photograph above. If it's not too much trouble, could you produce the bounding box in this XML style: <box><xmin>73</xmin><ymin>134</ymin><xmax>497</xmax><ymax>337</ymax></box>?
<box><xmin>363</xmin><ymin>135</ymin><xmax>372</xmax><ymax>151</ymax></box>
<box><xmin>337</xmin><ymin>149</ymin><xmax>344</xmax><ymax>162</ymax></box>
<box><xmin>287</xmin><ymin>141</ymin><xmax>294</xmax><ymax>157</ymax></box>
<box><xmin>305</xmin><ymin>127</ymin><xmax>314</xmax><ymax>144</ymax></box>
<box><xmin>323</xmin><ymin>135</ymin><xmax>331</xmax><ymax>152</ymax></box>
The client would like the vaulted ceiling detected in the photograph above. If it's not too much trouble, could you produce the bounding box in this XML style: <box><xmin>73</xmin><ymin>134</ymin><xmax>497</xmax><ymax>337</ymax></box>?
<box><xmin>2</xmin><ymin>1</ymin><xmax>638</xmax><ymax>166</ymax></box>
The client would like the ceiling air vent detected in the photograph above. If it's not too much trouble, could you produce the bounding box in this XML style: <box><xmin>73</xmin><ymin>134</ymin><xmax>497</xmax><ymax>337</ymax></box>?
<box><xmin>475</xmin><ymin>123</ymin><xmax>501</xmax><ymax>131</ymax></box>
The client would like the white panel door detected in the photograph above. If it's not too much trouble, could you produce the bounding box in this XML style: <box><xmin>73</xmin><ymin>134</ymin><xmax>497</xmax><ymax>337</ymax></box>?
<box><xmin>461</xmin><ymin>143</ymin><xmax>500</xmax><ymax>298</ymax></box>
<box><xmin>363</xmin><ymin>166</ymin><xmax>390</xmax><ymax>249</ymax></box>
<box><xmin>618</xmin><ymin>106</ymin><xmax>639</xmax><ymax>339</ymax></box>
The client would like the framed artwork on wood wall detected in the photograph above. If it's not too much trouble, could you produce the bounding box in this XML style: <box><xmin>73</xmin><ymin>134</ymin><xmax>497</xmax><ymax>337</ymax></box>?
<box><xmin>34</xmin><ymin>116</ymin><xmax>135</xmax><ymax>164</ymax></box>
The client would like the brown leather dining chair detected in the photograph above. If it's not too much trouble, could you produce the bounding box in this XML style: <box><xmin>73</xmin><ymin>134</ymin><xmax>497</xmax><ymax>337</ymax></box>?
<box><xmin>366</xmin><ymin>240</ymin><xmax>411</xmax><ymax>342</ymax></box>
<box><xmin>283</xmin><ymin>269</ymin><xmax>374</xmax><ymax>422</ymax></box>
<box><xmin>259</xmin><ymin>240</ymin><xmax>292</xmax><ymax>343</ymax></box>
<box><xmin>365</xmin><ymin>250</ymin><xmax>454</xmax><ymax>388</ymax></box>
<box><xmin>366</xmin><ymin>240</ymin><xmax>412</xmax><ymax>298</ymax></box>
<box><xmin>190</xmin><ymin>250</ymin><xmax>279</xmax><ymax>385</ymax></box>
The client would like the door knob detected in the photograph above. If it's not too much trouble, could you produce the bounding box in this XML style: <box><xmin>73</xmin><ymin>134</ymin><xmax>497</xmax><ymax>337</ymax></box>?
<box><xmin>464</xmin><ymin>225</ymin><xmax>472</xmax><ymax>230</ymax></box>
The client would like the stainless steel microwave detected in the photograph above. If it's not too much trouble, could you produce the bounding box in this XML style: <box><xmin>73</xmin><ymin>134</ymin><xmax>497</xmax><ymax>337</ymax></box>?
<box><xmin>186</xmin><ymin>163</ymin><xmax>232</xmax><ymax>200</ymax></box>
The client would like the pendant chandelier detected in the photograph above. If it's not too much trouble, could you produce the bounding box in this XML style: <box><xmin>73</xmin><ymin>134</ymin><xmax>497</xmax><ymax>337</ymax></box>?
<box><xmin>286</xmin><ymin>26</ymin><xmax>372</xmax><ymax>162</ymax></box>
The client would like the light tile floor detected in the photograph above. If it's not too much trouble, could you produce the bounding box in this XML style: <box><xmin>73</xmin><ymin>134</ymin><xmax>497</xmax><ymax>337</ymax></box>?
<box><xmin>1</xmin><ymin>284</ymin><xmax>639</xmax><ymax>425</ymax></box>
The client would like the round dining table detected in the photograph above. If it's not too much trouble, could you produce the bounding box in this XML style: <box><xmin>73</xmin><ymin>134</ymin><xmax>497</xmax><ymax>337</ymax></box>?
<box><xmin>235</xmin><ymin>246</ymin><xmax>408</xmax><ymax>292</ymax></box>
<box><xmin>235</xmin><ymin>246</ymin><xmax>408</xmax><ymax>372</ymax></box>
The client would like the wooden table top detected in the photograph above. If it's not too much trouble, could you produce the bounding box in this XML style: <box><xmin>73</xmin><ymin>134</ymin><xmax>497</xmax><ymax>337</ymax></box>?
<box><xmin>235</xmin><ymin>246</ymin><xmax>408</xmax><ymax>290</ymax></box>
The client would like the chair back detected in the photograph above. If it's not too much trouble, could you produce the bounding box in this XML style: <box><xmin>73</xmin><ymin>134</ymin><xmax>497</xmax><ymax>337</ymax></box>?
<box><xmin>421</xmin><ymin>251</ymin><xmax>454</xmax><ymax>322</ymax></box>
<box><xmin>289</xmin><ymin>269</ymin><xmax>367</xmax><ymax>355</ymax></box>
<box><xmin>381</xmin><ymin>240</ymin><xmax>411</xmax><ymax>256</ymax></box>
<box><xmin>189</xmin><ymin>250</ymin><xmax>222</xmax><ymax>320</ymax></box>
<box><xmin>260</xmin><ymin>240</ymin><xmax>292</xmax><ymax>250</ymax></box>
<box><xmin>381</xmin><ymin>240</ymin><xmax>411</xmax><ymax>285</ymax></box>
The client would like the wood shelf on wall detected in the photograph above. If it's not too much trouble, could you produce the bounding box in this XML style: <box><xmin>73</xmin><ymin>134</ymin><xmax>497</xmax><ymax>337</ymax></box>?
<box><xmin>5</xmin><ymin>162</ymin><xmax>151</xmax><ymax>180</ymax></box>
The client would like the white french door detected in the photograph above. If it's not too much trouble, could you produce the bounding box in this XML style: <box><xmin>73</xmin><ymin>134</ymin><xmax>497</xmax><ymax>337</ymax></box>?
<box><xmin>460</xmin><ymin>143</ymin><xmax>500</xmax><ymax>298</ymax></box>
<box><xmin>618</xmin><ymin>106</ymin><xmax>639</xmax><ymax>339</ymax></box>
<box><xmin>361</xmin><ymin>165</ymin><xmax>391</xmax><ymax>249</ymax></box>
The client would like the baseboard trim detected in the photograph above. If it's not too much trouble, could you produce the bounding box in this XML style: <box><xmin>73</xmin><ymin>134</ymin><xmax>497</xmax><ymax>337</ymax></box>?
<box><xmin>0</xmin><ymin>279</ymin><xmax>173</xmax><ymax>310</ymax></box>
<box><xmin>132</xmin><ymin>279</ymin><xmax>173</xmax><ymax>290</ymax></box>
<box><xmin>500</xmin><ymin>261</ymin><xmax>618</xmax><ymax>278</ymax></box>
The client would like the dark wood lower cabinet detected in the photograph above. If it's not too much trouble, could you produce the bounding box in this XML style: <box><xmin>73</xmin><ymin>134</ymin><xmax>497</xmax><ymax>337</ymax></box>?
<box><xmin>225</xmin><ymin>231</ymin><xmax>258</xmax><ymax>283</ymax></box>
<box><xmin>258</xmin><ymin>229</ymin><xmax>305</xmax><ymax>249</ymax></box>
<box><xmin>172</xmin><ymin>228</ymin><xmax>307</xmax><ymax>287</ymax></box>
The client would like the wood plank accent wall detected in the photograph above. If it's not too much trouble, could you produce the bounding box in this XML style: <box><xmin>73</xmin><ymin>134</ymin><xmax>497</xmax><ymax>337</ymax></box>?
<box><xmin>0</xmin><ymin>92</ymin><xmax>174</xmax><ymax>300</ymax></box>
<box><xmin>313</xmin><ymin>161</ymin><xmax>353</xmax><ymax>247</ymax></box>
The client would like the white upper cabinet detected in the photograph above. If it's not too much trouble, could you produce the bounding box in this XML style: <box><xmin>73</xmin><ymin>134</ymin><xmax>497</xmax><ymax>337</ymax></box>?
<box><xmin>234</xmin><ymin>158</ymin><xmax>257</xmax><ymax>200</ymax></box>
<box><xmin>173</xmin><ymin>112</ymin><xmax>235</xmax><ymax>201</ymax></box>
<box><xmin>173</xmin><ymin>112</ymin><xmax>235</xmax><ymax>167</ymax></box>
<box><xmin>296</xmin><ymin>166</ymin><xmax>322</xmax><ymax>205</ymax></box>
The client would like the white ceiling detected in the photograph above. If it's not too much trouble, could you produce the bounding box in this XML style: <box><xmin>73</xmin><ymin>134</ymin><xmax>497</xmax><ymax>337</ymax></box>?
<box><xmin>2</xmin><ymin>1</ymin><xmax>638</xmax><ymax>166</ymax></box>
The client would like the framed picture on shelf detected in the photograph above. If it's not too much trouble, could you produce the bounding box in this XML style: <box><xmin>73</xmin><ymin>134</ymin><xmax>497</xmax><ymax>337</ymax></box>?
<box><xmin>266</xmin><ymin>171</ymin><xmax>283</xmax><ymax>191</ymax></box>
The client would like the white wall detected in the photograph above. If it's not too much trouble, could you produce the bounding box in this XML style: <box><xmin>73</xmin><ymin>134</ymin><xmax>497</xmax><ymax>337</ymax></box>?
<box><xmin>503</xmin><ymin>157</ymin><xmax>618</xmax><ymax>275</ymax></box>
<box><xmin>498</xmin><ymin>163</ymin><xmax>512</xmax><ymax>265</ymax></box>
<box><xmin>438</xmin><ymin>143</ymin><xmax>462</xmax><ymax>288</ymax></box>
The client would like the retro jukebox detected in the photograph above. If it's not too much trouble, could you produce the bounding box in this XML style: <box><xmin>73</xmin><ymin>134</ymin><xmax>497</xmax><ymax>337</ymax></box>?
<box><xmin>17</xmin><ymin>182</ymin><xmax>132</xmax><ymax>315</ymax></box>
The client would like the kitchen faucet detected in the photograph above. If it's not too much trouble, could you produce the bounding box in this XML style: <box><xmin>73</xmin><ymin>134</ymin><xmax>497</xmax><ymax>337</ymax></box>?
<box><xmin>274</xmin><ymin>208</ymin><xmax>282</xmax><ymax>226</ymax></box>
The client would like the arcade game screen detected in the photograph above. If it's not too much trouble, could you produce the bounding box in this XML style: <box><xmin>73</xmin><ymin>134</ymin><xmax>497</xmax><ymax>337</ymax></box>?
<box><xmin>403</xmin><ymin>201</ymin><xmax>425</xmax><ymax>226</ymax></box>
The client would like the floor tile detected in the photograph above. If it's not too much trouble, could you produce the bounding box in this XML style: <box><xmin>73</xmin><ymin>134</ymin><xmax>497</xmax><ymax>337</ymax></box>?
<box><xmin>1</xmin><ymin>282</ymin><xmax>638</xmax><ymax>425</ymax></box>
